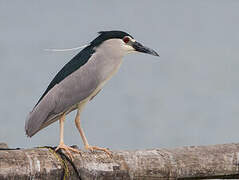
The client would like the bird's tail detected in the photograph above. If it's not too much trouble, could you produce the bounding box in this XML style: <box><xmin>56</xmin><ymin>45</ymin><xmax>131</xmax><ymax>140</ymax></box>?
<box><xmin>25</xmin><ymin>96</ymin><xmax>57</xmax><ymax>137</ymax></box>
<box><xmin>25</xmin><ymin>112</ymin><xmax>35</xmax><ymax>137</ymax></box>
<box><xmin>25</xmin><ymin>109</ymin><xmax>48</xmax><ymax>137</ymax></box>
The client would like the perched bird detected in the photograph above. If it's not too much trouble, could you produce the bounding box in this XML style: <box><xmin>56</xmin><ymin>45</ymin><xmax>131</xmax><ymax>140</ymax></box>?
<box><xmin>25</xmin><ymin>30</ymin><xmax>159</xmax><ymax>159</ymax></box>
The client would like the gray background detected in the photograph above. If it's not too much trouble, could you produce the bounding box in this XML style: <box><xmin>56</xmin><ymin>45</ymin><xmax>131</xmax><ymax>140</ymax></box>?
<box><xmin>0</xmin><ymin>1</ymin><xmax>238</xmax><ymax>150</ymax></box>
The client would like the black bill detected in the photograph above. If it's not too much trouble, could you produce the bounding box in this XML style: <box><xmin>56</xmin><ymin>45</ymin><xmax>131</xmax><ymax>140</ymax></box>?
<box><xmin>132</xmin><ymin>41</ymin><xmax>159</xmax><ymax>56</ymax></box>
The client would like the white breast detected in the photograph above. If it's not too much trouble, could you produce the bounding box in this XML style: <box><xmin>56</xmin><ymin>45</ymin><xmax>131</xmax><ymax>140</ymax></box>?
<box><xmin>78</xmin><ymin>58</ymin><xmax>123</xmax><ymax>112</ymax></box>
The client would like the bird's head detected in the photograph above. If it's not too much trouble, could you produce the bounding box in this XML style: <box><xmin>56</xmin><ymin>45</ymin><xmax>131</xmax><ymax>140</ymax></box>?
<box><xmin>91</xmin><ymin>31</ymin><xmax>159</xmax><ymax>57</ymax></box>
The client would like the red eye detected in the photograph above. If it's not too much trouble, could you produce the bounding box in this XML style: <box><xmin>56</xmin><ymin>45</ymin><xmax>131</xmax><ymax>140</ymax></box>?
<box><xmin>123</xmin><ymin>36</ymin><xmax>130</xmax><ymax>44</ymax></box>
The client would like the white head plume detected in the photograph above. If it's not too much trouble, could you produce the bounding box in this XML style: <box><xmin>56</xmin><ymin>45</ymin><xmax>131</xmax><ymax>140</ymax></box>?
<box><xmin>44</xmin><ymin>44</ymin><xmax>89</xmax><ymax>52</ymax></box>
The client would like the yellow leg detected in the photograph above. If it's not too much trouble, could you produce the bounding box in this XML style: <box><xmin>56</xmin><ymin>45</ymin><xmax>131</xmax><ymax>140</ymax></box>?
<box><xmin>55</xmin><ymin>113</ymin><xmax>81</xmax><ymax>160</ymax></box>
<box><xmin>75</xmin><ymin>107</ymin><xmax>112</xmax><ymax>156</ymax></box>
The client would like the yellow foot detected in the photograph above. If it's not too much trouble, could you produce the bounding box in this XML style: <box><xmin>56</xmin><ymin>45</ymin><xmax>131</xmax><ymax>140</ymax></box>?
<box><xmin>85</xmin><ymin>145</ymin><xmax>112</xmax><ymax>157</ymax></box>
<box><xmin>55</xmin><ymin>143</ymin><xmax>81</xmax><ymax>160</ymax></box>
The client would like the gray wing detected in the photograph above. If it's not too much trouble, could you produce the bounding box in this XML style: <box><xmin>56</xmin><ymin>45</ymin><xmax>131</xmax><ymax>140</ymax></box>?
<box><xmin>25</xmin><ymin>55</ymin><xmax>100</xmax><ymax>137</ymax></box>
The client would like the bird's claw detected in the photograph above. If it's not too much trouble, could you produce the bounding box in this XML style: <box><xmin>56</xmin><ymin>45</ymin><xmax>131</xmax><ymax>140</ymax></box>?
<box><xmin>55</xmin><ymin>143</ymin><xmax>81</xmax><ymax>160</ymax></box>
<box><xmin>85</xmin><ymin>145</ymin><xmax>112</xmax><ymax>157</ymax></box>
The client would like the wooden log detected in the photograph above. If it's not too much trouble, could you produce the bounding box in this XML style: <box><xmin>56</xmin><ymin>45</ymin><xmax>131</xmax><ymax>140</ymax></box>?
<box><xmin>0</xmin><ymin>143</ymin><xmax>239</xmax><ymax>179</ymax></box>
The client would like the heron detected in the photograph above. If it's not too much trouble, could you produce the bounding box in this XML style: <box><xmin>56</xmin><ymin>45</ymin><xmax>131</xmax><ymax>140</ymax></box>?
<box><xmin>25</xmin><ymin>30</ymin><xmax>159</xmax><ymax>159</ymax></box>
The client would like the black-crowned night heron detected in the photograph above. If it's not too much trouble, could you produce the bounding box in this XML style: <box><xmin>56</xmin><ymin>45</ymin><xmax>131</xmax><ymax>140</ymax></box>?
<box><xmin>25</xmin><ymin>30</ymin><xmax>159</xmax><ymax>159</ymax></box>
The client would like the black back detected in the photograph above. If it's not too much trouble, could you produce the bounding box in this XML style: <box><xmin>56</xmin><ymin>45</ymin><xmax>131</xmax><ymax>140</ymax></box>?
<box><xmin>35</xmin><ymin>31</ymin><xmax>133</xmax><ymax>106</ymax></box>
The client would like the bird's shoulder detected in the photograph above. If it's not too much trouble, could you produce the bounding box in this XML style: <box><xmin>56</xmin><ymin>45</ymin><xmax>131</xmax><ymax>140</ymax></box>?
<box><xmin>35</xmin><ymin>45</ymin><xmax>95</xmax><ymax>107</ymax></box>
